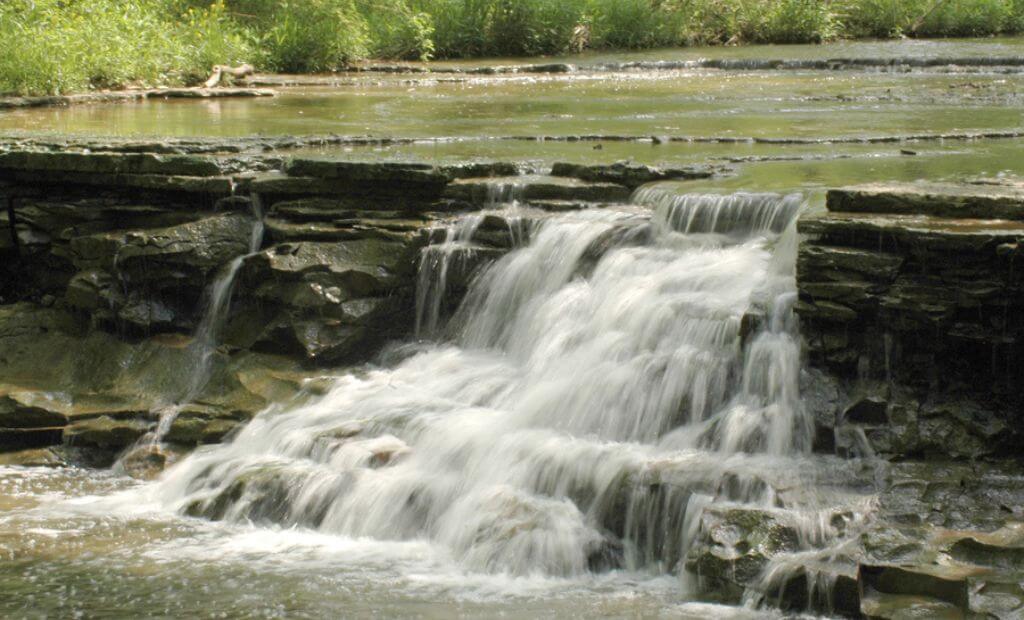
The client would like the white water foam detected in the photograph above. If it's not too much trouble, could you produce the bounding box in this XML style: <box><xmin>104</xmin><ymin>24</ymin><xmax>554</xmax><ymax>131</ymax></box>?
<box><xmin>109</xmin><ymin>189</ymin><xmax>824</xmax><ymax>604</ymax></box>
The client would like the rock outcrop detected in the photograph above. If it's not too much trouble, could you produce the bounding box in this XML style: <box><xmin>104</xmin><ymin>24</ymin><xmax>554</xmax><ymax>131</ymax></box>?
<box><xmin>797</xmin><ymin>180</ymin><xmax>1024</xmax><ymax>461</ymax></box>
<box><xmin>0</xmin><ymin>145</ymin><xmax>648</xmax><ymax>460</ymax></box>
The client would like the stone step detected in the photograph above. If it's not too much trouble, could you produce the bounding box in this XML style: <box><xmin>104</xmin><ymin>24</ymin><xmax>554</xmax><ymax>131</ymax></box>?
<box><xmin>799</xmin><ymin>212</ymin><xmax>1024</xmax><ymax>253</ymax></box>
<box><xmin>827</xmin><ymin>181</ymin><xmax>1024</xmax><ymax>220</ymax></box>
<box><xmin>444</xmin><ymin>175</ymin><xmax>632</xmax><ymax>205</ymax></box>
<box><xmin>550</xmin><ymin>161</ymin><xmax>719</xmax><ymax>188</ymax></box>
<box><xmin>0</xmin><ymin>150</ymin><xmax>223</xmax><ymax>177</ymax></box>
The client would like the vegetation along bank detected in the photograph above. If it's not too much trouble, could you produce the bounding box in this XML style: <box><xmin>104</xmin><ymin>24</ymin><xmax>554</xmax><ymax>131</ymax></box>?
<box><xmin>3</xmin><ymin>0</ymin><xmax>1024</xmax><ymax>96</ymax></box>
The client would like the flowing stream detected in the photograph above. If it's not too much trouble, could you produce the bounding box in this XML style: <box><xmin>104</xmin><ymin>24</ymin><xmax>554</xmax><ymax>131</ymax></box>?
<box><xmin>105</xmin><ymin>187</ymin><xmax>829</xmax><ymax>600</ymax></box>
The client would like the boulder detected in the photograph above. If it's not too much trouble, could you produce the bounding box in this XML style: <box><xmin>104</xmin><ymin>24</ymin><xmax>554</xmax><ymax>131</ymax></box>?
<box><xmin>685</xmin><ymin>506</ymin><xmax>800</xmax><ymax>602</ymax></box>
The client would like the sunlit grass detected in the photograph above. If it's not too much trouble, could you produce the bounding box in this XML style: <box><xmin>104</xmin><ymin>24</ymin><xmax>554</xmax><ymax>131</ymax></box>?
<box><xmin>3</xmin><ymin>0</ymin><xmax>1024</xmax><ymax>96</ymax></box>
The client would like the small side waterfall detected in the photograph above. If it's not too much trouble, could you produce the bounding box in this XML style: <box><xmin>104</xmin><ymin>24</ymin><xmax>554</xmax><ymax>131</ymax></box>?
<box><xmin>414</xmin><ymin>214</ymin><xmax>485</xmax><ymax>337</ymax></box>
<box><xmin>138</xmin><ymin>188</ymin><xmax>820</xmax><ymax>597</ymax></box>
<box><xmin>117</xmin><ymin>196</ymin><xmax>265</xmax><ymax>468</ymax></box>
<box><xmin>415</xmin><ymin>182</ymin><xmax>528</xmax><ymax>338</ymax></box>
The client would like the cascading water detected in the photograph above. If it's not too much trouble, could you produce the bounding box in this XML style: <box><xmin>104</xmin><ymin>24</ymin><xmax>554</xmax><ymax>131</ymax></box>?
<box><xmin>132</xmin><ymin>186</ymin><xmax>826</xmax><ymax>604</ymax></box>
<box><xmin>415</xmin><ymin>182</ymin><xmax>529</xmax><ymax>338</ymax></box>
<box><xmin>118</xmin><ymin>197</ymin><xmax>266</xmax><ymax>465</ymax></box>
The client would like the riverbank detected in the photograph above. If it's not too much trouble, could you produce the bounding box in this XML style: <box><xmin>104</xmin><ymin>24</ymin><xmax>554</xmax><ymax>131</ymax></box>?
<box><xmin>4</xmin><ymin>0</ymin><xmax>1024</xmax><ymax>97</ymax></box>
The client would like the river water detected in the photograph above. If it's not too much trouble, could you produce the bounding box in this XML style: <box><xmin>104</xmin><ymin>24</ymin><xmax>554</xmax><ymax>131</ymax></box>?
<box><xmin>3</xmin><ymin>190</ymin><xmax>832</xmax><ymax>619</ymax></box>
<box><xmin>3</xmin><ymin>38</ymin><xmax>1024</xmax><ymax>618</ymax></box>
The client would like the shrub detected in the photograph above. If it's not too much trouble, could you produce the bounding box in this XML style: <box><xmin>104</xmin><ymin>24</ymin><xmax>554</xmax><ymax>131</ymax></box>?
<box><xmin>758</xmin><ymin>0</ymin><xmax>837</xmax><ymax>43</ymax></box>
<box><xmin>588</xmin><ymin>0</ymin><xmax>689</xmax><ymax>49</ymax></box>
<box><xmin>221</xmin><ymin>0</ymin><xmax>368</xmax><ymax>72</ymax></box>
<box><xmin>1010</xmin><ymin>0</ymin><xmax>1024</xmax><ymax>30</ymax></box>
<box><xmin>362</xmin><ymin>0</ymin><xmax>436</xmax><ymax>60</ymax></box>
<box><xmin>5</xmin><ymin>0</ymin><xmax>1024</xmax><ymax>96</ymax></box>
<box><xmin>837</xmin><ymin>0</ymin><xmax>924</xmax><ymax>37</ymax></box>
<box><xmin>915</xmin><ymin>0</ymin><xmax>1012</xmax><ymax>37</ymax></box>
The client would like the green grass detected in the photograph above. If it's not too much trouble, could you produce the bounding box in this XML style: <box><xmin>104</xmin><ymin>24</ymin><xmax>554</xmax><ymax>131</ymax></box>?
<box><xmin>0</xmin><ymin>0</ymin><xmax>252</xmax><ymax>96</ymax></box>
<box><xmin>3</xmin><ymin>0</ymin><xmax>1024</xmax><ymax>96</ymax></box>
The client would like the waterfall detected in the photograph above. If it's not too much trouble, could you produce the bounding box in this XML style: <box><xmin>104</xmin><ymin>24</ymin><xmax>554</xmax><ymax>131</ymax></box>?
<box><xmin>414</xmin><ymin>213</ymin><xmax>486</xmax><ymax>338</ymax></box>
<box><xmin>142</xmin><ymin>189</ymin><xmax>810</xmax><ymax>584</ymax></box>
<box><xmin>117</xmin><ymin>196</ymin><xmax>265</xmax><ymax>468</ymax></box>
<box><xmin>415</xmin><ymin>181</ymin><xmax>528</xmax><ymax>338</ymax></box>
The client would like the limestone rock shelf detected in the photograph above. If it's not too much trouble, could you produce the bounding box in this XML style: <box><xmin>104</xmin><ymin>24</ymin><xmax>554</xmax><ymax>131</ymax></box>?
<box><xmin>797</xmin><ymin>180</ymin><xmax>1024</xmax><ymax>460</ymax></box>
<box><xmin>1</xmin><ymin>148</ymin><xmax>686</xmax><ymax>461</ymax></box>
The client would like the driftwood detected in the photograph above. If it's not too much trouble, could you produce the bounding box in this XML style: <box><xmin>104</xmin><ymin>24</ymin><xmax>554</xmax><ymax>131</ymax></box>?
<box><xmin>204</xmin><ymin>64</ymin><xmax>255</xmax><ymax>89</ymax></box>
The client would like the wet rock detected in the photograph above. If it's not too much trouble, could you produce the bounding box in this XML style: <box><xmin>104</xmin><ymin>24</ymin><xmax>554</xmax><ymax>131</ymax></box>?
<box><xmin>65</xmin><ymin>270</ymin><xmax>122</xmax><ymax>312</ymax></box>
<box><xmin>685</xmin><ymin>506</ymin><xmax>800</xmax><ymax>602</ymax></box>
<box><xmin>797</xmin><ymin>181</ymin><xmax>1024</xmax><ymax>460</ymax></box>
<box><xmin>439</xmin><ymin>162</ymin><xmax>520</xmax><ymax>180</ymax></box>
<box><xmin>290</xmin><ymin>320</ymin><xmax>369</xmax><ymax>363</ymax></box>
<box><xmin>797</xmin><ymin>245</ymin><xmax>903</xmax><ymax>284</ymax></box>
<box><xmin>828</xmin><ymin>182</ymin><xmax>1024</xmax><ymax>221</ymax></box>
<box><xmin>574</xmin><ymin>221</ymin><xmax>652</xmax><ymax>278</ymax></box>
<box><xmin>550</xmin><ymin>161</ymin><xmax>717</xmax><ymax>187</ymax></box>
<box><xmin>62</xmin><ymin>416</ymin><xmax>149</xmax><ymax>450</ymax></box>
<box><xmin>244</xmin><ymin>239</ymin><xmax>415</xmax><ymax>301</ymax></box>
<box><xmin>165</xmin><ymin>405</ymin><xmax>244</xmax><ymax>446</ymax></box>
<box><xmin>4</xmin><ymin>169</ymin><xmax>233</xmax><ymax>196</ymax></box>
<box><xmin>282</xmin><ymin>160</ymin><xmax>448</xmax><ymax>199</ymax></box>
<box><xmin>117</xmin><ymin>299</ymin><xmax>178</xmax><ymax>332</ymax></box>
<box><xmin>69</xmin><ymin>212</ymin><xmax>253</xmax><ymax>279</ymax></box>
<box><xmin>915</xmin><ymin>400</ymin><xmax>1012</xmax><ymax>459</ymax></box>
<box><xmin>0</xmin><ymin>447</ymin><xmax>66</xmax><ymax>467</ymax></box>
<box><xmin>444</xmin><ymin>176</ymin><xmax>632</xmax><ymax>204</ymax></box>
<box><xmin>0</xmin><ymin>151</ymin><xmax>222</xmax><ymax>177</ymax></box>
<box><xmin>843</xmin><ymin>396</ymin><xmax>889</xmax><ymax>425</ymax></box>
<box><xmin>0</xmin><ymin>395</ymin><xmax>69</xmax><ymax>429</ymax></box>
<box><xmin>256</xmin><ymin>318</ymin><xmax>373</xmax><ymax>364</ymax></box>
<box><xmin>860</xmin><ymin>591</ymin><xmax>964</xmax><ymax>620</ymax></box>
<box><xmin>800</xmin><ymin>368</ymin><xmax>842</xmax><ymax>453</ymax></box>
<box><xmin>858</xmin><ymin>564</ymin><xmax>972</xmax><ymax>611</ymax></box>
<box><xmin>948</xmin><ymin>535</ymin><xmax>1024</xmax><ymax>571</ymax></box>
<box><xmin>185</xmin><ymin>463</ymin><xmax>339</xmax><ymax>527</ymax></box>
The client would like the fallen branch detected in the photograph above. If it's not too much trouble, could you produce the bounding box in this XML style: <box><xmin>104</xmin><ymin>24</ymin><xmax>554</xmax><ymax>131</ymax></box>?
<box><xmin>204</xmin><ymin>64</ymin><xmax>255</xmax><ymax>89</ymax></box>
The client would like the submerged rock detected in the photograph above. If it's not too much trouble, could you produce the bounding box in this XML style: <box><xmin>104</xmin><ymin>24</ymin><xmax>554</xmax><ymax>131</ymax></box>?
<box><xmin>0</xmin><ymin>447</ymin><xmax>66</xmax><ymax>467</ymax></box>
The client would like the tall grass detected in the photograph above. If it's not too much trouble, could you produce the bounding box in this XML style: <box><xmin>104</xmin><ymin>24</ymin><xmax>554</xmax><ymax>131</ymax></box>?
<box><xmin>0</xmin><ymin>0</ymin><xmax>251</xmax><ymax>96</ymax></box>
<box><xmin>3</xmin><ymin>0</ymin><xmax>1024</xmax><ymax>96</ymax></box>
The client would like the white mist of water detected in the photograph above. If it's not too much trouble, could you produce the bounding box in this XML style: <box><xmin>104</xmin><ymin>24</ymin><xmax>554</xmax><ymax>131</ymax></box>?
<box><xmin>134</xmin><ymin>187</ymin><xmax>812</xmax><ymax>586</ymax></box>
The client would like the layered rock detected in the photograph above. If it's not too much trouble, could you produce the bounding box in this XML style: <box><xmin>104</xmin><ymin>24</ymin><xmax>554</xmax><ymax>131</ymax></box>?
<box><xmin>797</xmin><ymin>180</ymin><xmax>1024</xmax><ymax>459</ymax></box>
<box><xmin>0</xmin><ymin>146</ymin><xmax>651</xmax><ymax>459</ymax></box>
